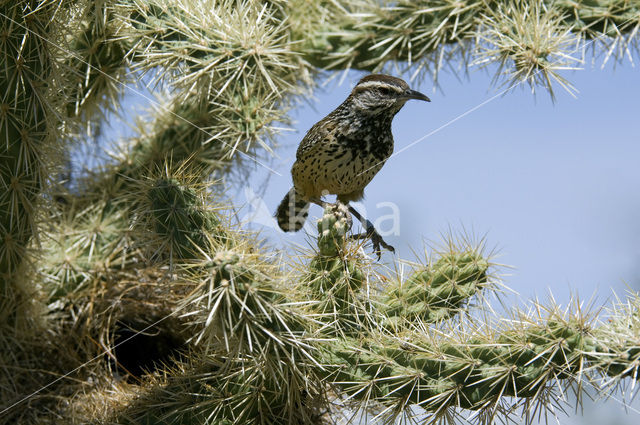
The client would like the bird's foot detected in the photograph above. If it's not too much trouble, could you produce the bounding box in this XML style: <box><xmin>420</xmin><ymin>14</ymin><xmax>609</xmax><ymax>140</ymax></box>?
<box><xmin>312</xmin><ymin>198</ymin><xmax>394</xmax><ymax>260</ymax></box>
<box><xmin>351</xmin><ymin>227</ymin><xmax>395</xmax><ymax>260</ymax></box>
<box><xmin>347</xmin><ymin>206</ymin><xmax>395</xmax><ymax>260</ymax></box>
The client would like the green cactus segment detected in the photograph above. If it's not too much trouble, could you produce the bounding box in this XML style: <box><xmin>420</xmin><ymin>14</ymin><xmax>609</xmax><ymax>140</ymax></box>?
<box><xmin>65</xmin><ymin>2</ymin><xmax>127</xmax><ymax>119</ymax></box>
<box><xmin>123</xmin><ymin>0</ymin><xmax>304</xmax><ymax>102</ymax></box>
<box><xmin>383</xmin><ymin>251</ymin><xmax>490</xmax><ymax>323</ymax></box>
<box><xmin>0</xmin><ymin>2</ymin><xmax>56</xmax><ymax>285</ymax></box>
<box><xmin>127</xmin><ymin>100</ymin><xmax>247</xmax><ymax>175</ymax></box>
<box><xmin>292</xmin><ymin>0</ymin><xmax>639</xmax><ymax>97</ymax></box>
<box><xmin>147</xmin><ymin>178</ymin><xmax>221</xmax><ymax>259</ymax></box>
<box><xmin>39</xmin><ymin>200</ymin><xmax>135</xmax><ymax>301</ymax></box>
<box><xmin>589</xmin><ymin>304</ymin><xmax>640</xmax><ymax>380</ymax></box>
<box><xmin>596</xmin><ymin>343</ymin><xmax>640</xmax><ymax>379</ymax></box>
<box><xmin>189</xmin><ymin>250</ymin><xmax>304</xmax><ymax>352</ymax></box>
<box><xmin>309</xmin><ymin>258</ymin><xmax>364</xmax><ymax>301</ymax></box>
<box><xmin>555</xmin><ymin>0</ymin><xmax>640</xmax><ymax>38</ymax></box>
<box><xmin>75</xmin><ymin>0</ymin><xmax>311</xmax><ymax>203</ymax></box>
<box><xmin>315</xmin><ymin>205</ymin><xmax>351</xmax><ymax>257</ymax></box>
<box><xmin>322</xmin><ymin>317</ymin><xmax>639</xmax><ymax>412</ymax></box>
<box><xmin>111</xmin><ymin>0</ymin><xmax>306</xmax><ymax>177</ymax></box>
<box><xmin>119</xmin><ymin>353</ymin><xmax>320</xmax><ymax>425</ymax></box>
<box><xmin>163</xmin><ymin>250</ymin><xmax>321</xmax><ymax>423</ymax></box>
<box><xmin>306</xmin><ymin>206</ymin><xmax>369</xmax><ymax>335</ymax></box>
<box><xmin>309</xmin><ymin>206</ymin><xmax>362</xmax><ymax>299</ymax></box>
<box><xmin>296</xmin><ymin>0</ymin><xmax>478</xmax><ymax>71</ymax></box>
<box><xmin>114</xmin><ymin>95</ymin><xmax>280</xmax><ymax>196</ymax></box>
<box><xmin>308</xmin><ymin>254</ymin><xmax>365</xmax><ymax>336</ymax></box>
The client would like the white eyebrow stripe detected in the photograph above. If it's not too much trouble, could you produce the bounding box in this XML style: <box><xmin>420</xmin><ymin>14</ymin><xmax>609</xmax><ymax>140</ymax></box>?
<box><xmin>355</xmin><ymin>81</ymin><xmax>405</xmax><ymax>92</ymax></box>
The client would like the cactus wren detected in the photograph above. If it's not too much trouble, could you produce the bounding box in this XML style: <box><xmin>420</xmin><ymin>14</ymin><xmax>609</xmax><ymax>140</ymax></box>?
<box><xmin>275</xmin><ymin>74</ymin><xmax>430</xmax><ymax>257</ymax></box>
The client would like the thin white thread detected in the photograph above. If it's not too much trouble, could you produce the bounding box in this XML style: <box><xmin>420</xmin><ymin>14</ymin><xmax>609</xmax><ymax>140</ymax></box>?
<box><xmin>392</xmin><ymin>87</ymin><xmax>515</xmax><ymax>159</ymax></box>
<box><xmin>0</xmin><ymin>11</ymin><xmax>282</xmax><ymax>176</ymax></box>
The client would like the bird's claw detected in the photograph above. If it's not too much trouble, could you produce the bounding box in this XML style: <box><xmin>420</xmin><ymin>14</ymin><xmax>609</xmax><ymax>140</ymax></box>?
<box><xmin>343</xmin><ymin>204</ymin><xmax>395</xmax><ymax>260</ymax></box>
<box><xmin>351</xmin><ymin>228</ymin><xmax>395</xmax><ymax>260</ymax></box>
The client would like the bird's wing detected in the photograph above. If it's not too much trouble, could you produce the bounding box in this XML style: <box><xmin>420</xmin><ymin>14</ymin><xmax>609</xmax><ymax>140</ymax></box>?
<box><xmin>295</xmin><ymin>116</ymin><xmax>339</xmax><ymax>161</ymax></box>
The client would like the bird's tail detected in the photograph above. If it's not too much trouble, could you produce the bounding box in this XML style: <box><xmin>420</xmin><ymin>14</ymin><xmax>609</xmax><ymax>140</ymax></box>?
<box><xmin>275</xmin><ymin>188</ymin><xmax>310</xmax><ymax>232</ymax></box>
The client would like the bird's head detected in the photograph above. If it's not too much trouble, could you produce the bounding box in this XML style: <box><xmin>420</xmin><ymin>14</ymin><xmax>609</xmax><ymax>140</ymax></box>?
<box><xmin>349</xmin><ymin>74</ymin><xmax>430</xmax><ymax>115</ymax></box>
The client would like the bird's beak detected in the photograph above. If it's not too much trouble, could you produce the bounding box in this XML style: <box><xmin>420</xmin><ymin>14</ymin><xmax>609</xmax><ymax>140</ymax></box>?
<box><xmin>404</xmin><ymin>89</ymin><xmax>431</xmax><ymax>102</ymax></box>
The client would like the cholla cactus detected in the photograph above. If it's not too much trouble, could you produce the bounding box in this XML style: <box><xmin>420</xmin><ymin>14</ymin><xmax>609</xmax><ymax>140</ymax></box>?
<box><xmin>382</xmin><ymin>247</ymin><xmax>491</xmax><ymax>324</ymax></box>
<box><xmin>0</xmin><ymin>0</ymin><xmax>60</xmax><ymax>316</ymax></box>
<box><xmin>0</xmin><ymin>0</ymin><xmax>639</xmax><ymax>424</ymax></box>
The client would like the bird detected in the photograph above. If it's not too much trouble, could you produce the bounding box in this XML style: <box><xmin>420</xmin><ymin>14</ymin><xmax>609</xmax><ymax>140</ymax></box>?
<box><xmin>275</xmin><ymin>74</ymin><xmax>430</xmax><ymax>257</ymax></box>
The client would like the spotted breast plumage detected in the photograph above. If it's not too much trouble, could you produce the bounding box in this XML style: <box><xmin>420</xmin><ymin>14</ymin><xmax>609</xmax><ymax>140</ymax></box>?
<box><xmin>275</xmin><ymin>74</ymin><xmax>430</xmax><ymax>236</ymax></box>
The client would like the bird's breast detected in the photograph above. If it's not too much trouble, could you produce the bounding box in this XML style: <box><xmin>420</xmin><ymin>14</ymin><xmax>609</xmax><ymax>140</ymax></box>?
<box><xmin>291</xmin><ymin>129</ymin><xmax>393</xmax><ymax>199</ymax></box>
